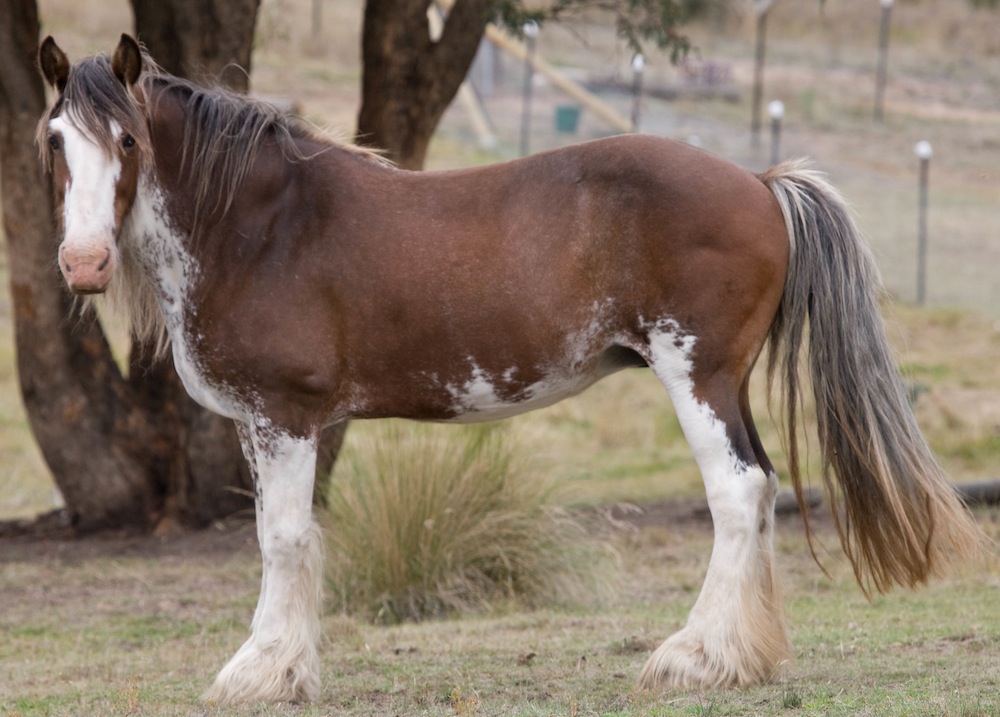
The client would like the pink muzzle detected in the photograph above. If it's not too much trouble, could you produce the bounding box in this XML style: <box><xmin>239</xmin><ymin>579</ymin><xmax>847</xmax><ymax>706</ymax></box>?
<box><xmin>59</xmin><ymin>240</ymin><xmax>116</xmax><ymax>294</ymax></box>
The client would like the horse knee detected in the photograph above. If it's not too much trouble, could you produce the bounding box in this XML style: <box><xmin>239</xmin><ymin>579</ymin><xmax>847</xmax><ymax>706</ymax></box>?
<box><xmin>704</xmin><ymin>464</ymin><xmax>775</xmax><ymax>536</ymax></box>
<box><xmin>260</xmin><ymin>521</ymin><xmax>322</xmax><ymax>566</ymax></box>
<box><xmin>263</xmin><ymin>523</ymin><xmax>314</xmax><ymax>560</ymax></box>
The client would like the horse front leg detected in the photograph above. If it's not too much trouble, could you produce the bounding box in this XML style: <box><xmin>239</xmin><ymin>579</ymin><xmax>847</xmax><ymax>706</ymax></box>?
<box><xmin>203</xmin><ymin>422</ymin><xmax>324</xmax><ymax>704</ymax></box>
<box><xmin>641</xmin><ymin>349</ymin><xmax>790</xmax><ymax>690</ymax></box>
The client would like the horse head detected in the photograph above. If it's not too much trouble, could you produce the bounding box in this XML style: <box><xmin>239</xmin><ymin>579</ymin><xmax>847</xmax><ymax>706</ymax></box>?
<box><xmin>37</xmin><ymin>34</ymin><xmax>146</xmax><ymax>295</ymax></box>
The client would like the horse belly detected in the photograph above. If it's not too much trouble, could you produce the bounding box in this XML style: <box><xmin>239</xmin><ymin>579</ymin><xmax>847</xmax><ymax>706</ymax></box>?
<box><xmin>442</xmin><ymin>368</ymin><xmax>600</xmax><ymax>424</ymax></box>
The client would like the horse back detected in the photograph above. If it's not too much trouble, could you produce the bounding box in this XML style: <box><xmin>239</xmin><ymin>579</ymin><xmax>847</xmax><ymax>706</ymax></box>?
<box><xmin>322</xmin><ymin>136</ymin><xmax>788</xmax><ymax>419</ymax></box>
<box><xmin>190</xmin><ymin>134</ymin><xmax>788</xmax><ymax>427</ymax></box>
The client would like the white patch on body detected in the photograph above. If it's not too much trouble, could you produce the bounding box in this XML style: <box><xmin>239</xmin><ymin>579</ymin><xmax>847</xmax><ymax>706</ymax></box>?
<box><xmin>443</xmin><ymin>300</ymin><xmax>622</xmax><ymax>423</ymax></box>
<box><xmin>567</xmin><ymin>298</ymin><xmax>617</xmax><ymax>368</ymax></box>
<box><xmin>444</xmin><ymin>358</ymin><xmax>599</xmax><ymax>424</ymax></box>
<box><xmin>124</xmin><ymin>174</ymin><xmax>248</xmax><ymax>421</ymax></box>
<box><xmin>50</xmin><ymin>114</ymin><xmax>121</xmax><ymax>265</ymax></box>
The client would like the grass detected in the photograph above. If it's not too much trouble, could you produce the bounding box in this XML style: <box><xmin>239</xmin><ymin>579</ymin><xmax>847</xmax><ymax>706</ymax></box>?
<box><xmin>324</xmin><ymin>422</ymin><xmax>614</xmax><ymax>622</ymax></box>
<box><xmin>2</xmin><ymin>512</ymin><xmax>998</xmax><ymax>716</ymax></box>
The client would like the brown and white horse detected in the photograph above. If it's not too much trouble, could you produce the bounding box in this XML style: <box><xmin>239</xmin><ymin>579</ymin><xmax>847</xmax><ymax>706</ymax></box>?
<box><xmin>37</xmin><ymin>35</ymin><xmax>980</xmax><ymax>704</ymax></box>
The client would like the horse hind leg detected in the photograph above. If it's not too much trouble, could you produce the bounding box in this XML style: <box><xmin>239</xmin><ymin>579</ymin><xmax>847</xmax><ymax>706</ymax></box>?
<box><xmin>203</xmin><ymin>423</ymin><xmax>324</xmax><ymax>704</ymax></box>
<box><xmin>639</xmin><ymin>329</ymin><xmax>790</xmax><ymax>690</ymax></box>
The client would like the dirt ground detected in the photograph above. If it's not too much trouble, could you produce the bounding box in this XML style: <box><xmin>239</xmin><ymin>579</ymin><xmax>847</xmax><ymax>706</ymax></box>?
<box><xmin>0</xmin><ymin>514</ymin><xmax>259</xmax><ymax>564</ymax></box>
<box><xmin>0</xmin><ymin>485</ymin><xmax>836</xmax><ymax>567</ymax></box>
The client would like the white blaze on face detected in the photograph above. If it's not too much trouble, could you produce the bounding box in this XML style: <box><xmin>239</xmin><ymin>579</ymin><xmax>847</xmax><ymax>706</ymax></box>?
<box><xmin>49</xmin><ymin>113</ymin><xmax>122</xmax><ymax>292</ymax></box>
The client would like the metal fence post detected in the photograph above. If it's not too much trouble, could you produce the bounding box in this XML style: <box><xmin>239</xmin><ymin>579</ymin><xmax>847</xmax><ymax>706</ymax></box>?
<box><xmin>519</xmin><ymin>21</ymin><xmax>539</xmax><ymax>157</ymax></box>
<box><xmin>768</xmin><ymin>100</ymin><xmax>784</xmax><ymax>166</ymax></box>
<box><xmin>915</xmin><ymin>140</ymin><xmax>932</xmax><ymax>306</ymax></box>
<box><xmin>874</xmin><ymin>0</ymin><xmax>894</xmax><ymax>122</ymax></box>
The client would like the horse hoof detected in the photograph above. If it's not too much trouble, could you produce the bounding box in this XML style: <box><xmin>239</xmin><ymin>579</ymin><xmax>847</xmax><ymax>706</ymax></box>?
<box><xmin>637</xmin><ymin>627</ymin><xmax>787</xmax><ymax>691</ymax></box>
<box><xmin>202</xmin><ymin>640</ymin><xmax>320</xmax><ymax>704</ymax></box>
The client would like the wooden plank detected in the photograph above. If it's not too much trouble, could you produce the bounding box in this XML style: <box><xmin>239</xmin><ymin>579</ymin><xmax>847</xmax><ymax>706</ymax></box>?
<box><xmin>483</xmin><ymin>24</ymin><xmax>634</xmax><ymax>134</ymax></box>
<box><xmin>957</xmin><ymin>480</ymin><xmax>1000</xmax><ymax>506</ymax></box>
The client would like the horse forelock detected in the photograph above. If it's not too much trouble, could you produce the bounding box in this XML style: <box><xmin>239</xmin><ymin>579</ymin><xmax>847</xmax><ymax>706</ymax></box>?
<box><xmin>37</xmin><ymin>54</ymin><xmax>152</xmax><ymax>172</ymax></box>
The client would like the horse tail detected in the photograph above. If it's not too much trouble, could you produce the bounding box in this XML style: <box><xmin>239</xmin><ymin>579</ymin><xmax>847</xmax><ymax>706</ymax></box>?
<box><xmin>758</xmin><ymin>160</ymin><xmax>982</xmax><ymax>596</ymax></box>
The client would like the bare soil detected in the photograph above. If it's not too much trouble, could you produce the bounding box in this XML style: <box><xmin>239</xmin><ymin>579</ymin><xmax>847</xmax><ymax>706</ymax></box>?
<box><xmin>0</xmin><ymin>486</ymin><xmax>832</xmax><ymax>565</ymax></box>
<box><xmin>0</xmin><ymin>514</ymin><xmax>259</xmax><ymax>564</ymax></box>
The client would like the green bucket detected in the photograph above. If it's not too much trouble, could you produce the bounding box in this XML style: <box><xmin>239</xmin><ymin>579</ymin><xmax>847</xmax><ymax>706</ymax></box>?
<box><xmin>554</xmin><ymin>105</ymin><xmax>581</xmax><ymax>134</ymax></box>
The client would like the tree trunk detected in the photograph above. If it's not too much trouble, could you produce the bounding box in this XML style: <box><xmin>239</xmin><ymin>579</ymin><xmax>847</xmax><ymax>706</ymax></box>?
<box><xmin>0</xmin><ymin>0</ymin><xmax>347</xmax><ymax>533</ymax></box>
<box><xmin>0</xmin><ymin>0</ymin><xmax>163</xmax><ymax>531</ymax></box>
<box><xmin>132</xmin><ymin>0</ymin><xmax>260</xmax><ymax>91</ymax></box>
<box><xmin>357</xmin><ymin>0</ymin><xmax>490</xmax><ymax>169</ymax></box>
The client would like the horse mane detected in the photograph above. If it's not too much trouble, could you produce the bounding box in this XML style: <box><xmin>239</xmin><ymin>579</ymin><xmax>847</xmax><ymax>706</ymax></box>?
<box><xmin>37</xmin><ymin>48</ymin><xmax>387</xmax><ymax>195</ymax></box>
<box><xmin>38</xmin><ymin>46</ymin><xmax>388</xmax><ymax>353</ymax></box>
<box><xmin>140</xmin><ymin>64</ymin><xmax>390</xmax><ymax>226</ymax></box>
<box><xmin>36</xmin><ymin>53</ymin><xmax>153</xmax><ymax>172</ymax></box>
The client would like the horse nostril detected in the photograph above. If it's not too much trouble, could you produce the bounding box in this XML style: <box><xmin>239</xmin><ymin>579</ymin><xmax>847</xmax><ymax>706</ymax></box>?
<box><xmin>97</xmin><ymin>250</ymin><xmax>111</xmax><ymax>272</ymax></box>
<box><xmin>63</xmin><ymin>259</ymin><xmax>73</xmax><ymax>273</ymax></box>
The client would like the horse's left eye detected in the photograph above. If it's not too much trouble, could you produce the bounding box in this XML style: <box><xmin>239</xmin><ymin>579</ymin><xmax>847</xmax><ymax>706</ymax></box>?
<box><xmin>48</xmin><ymin>134</ymin><xmax>61</xmax><ymax>152</ymax></box>
<box><xmin>122</xmin><ymin>134</ymin><xmax>136</xmax><ymax>150</ymax></box>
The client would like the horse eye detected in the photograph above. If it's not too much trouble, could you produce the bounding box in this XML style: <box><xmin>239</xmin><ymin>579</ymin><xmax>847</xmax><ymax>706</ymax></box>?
<box><xmin>122</xmin><ymin>134</ymin><xmax>136</xmax><ymax>150</ymax></box>
<box><xmin>48</xmin><ymin>134</ymin><xmax>61</xmax><ymax>152</ymax></box>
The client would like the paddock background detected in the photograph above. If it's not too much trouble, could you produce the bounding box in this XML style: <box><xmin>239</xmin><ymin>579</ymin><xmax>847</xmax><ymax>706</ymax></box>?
<box><xmin>1</xmin><ymin>2</ymin><xmax>999</xmax><ymax>714</ymax></box>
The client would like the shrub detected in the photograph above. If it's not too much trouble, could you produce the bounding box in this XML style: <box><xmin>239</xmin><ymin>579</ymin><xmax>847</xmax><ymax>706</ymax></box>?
<box><xmin>323</xmin><ymin>421</ymin><xmax>612</xmax><ymax>623</ymax></box>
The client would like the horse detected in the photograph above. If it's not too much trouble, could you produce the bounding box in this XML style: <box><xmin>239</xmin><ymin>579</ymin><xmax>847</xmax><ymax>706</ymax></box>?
<box><xmin>36</xmin><ymin>35</ymin><xmax>981</xmax><ymax>704</ymax></box>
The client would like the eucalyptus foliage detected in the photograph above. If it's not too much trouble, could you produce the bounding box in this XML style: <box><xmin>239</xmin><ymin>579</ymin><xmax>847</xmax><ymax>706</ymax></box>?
<box><xmin>489</xmin><ymin>0</ymin><xmax>722</xmax><ymax>61</ymax></box>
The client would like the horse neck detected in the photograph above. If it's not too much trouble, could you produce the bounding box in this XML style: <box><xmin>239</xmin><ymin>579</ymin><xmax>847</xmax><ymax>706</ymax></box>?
<box><xmin>116</xmin><ymin>82</ymin><xmax>205</xmax><ymax>331</ymax></box>
<box><xmin>113</xmin><ymin>167</ymin><xmax>193</xmax><ymax>351</ymax></box>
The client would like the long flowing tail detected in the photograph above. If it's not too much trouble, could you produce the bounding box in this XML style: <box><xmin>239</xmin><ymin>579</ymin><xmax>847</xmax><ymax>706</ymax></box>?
<box><xmin>759</xmin><ymin>160</ymin><xmax>982</xmax><ymax>596</ymax></box>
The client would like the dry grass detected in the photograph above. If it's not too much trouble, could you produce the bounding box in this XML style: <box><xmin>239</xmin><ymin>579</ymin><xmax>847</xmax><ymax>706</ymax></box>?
<box><xmin>2</xmin><ymin>511</ymin><xmax>998</xmax><ymax>716</ymax></box>
<box><xmin>323</xmin><ymin>422</ymin><xmax>614</xmax><ymax>623</ymax></box>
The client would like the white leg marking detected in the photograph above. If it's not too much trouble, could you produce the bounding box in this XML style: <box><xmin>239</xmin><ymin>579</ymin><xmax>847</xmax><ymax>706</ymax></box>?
<box><xmin>639</xmin><ymin>326</ymin><xmax>789</xmax><ymax>690</ymax></box>
<box><xmin>204</xmin><ymin>424</ymin><xmax>323</xmax><ymax>704</ymax></box>
<box><xmin>234</xmin><ymin>422</ymin><xmax>268</xmax><ymax>636</ymax></box>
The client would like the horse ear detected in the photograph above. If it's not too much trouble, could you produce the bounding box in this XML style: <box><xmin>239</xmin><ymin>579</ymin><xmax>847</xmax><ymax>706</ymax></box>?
<box><xmin>112</xmin><ymin>33</ymin><xmax>143</xmax><ymax>87</ymax></box>
<box><xmin>38</xmin><ymin>36</ymin><xmax>70</xmax><ymax>93</ymax></box>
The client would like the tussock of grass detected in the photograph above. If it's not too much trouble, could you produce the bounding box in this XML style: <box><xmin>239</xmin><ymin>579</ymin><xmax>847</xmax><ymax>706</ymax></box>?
<box><xmin>322</xmin><ymin>421</ymin><xmax>615</xmax><ymax>623</ymax></box>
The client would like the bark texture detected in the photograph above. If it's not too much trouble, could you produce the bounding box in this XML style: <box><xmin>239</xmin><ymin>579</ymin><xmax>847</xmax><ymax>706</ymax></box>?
<box><xmin>132</xmin><ymin>0</ymin><xmax>260</xmax><ymax>91</ymax></box>
<box><xmin>0</xmin><ymin>0</ymin><xmax>346</xmax><ymax>532</ymax></box>
<box><xmin>357</xmin><ymin>0</ymin><xmax>490</xmax><ymax>169</ymax></box>
<box><xmin>0</xmin><ymin>0</ymin><xmax>157</xmax><ymax>530</ymax></box>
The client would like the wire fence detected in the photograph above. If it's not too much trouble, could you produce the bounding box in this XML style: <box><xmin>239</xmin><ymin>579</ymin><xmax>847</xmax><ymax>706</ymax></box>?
<box><xmin>434</xmin><ymin>37</ymin><xmax>1000</xmax><ymax>320</ymax></box>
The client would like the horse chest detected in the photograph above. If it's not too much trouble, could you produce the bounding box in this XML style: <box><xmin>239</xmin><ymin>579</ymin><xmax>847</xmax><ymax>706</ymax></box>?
<box><xmin>170</xmin><ymin>330</ymin><xmax>247</xmax><ymax>421</ymax></box>
<box><xmin>126</xmin><ymin>183</ymin><xmax>247</xmax><ymax>419</ymax></box>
